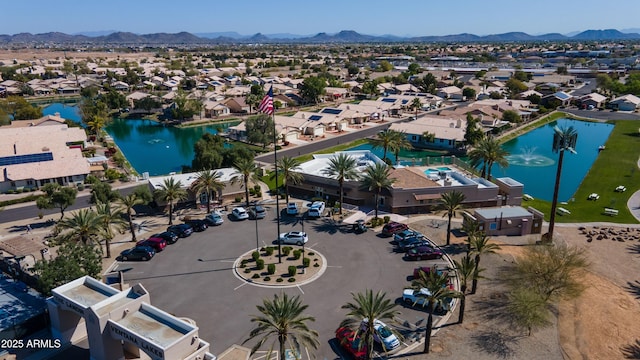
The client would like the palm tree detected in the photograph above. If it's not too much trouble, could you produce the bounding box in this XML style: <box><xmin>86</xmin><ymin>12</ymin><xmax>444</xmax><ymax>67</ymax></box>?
<box><xmin>439</xmin><ymin>190</ymin><xmax>466</xmax><ymax>246</ymax></box>
<box><xmin>154</xmin><ymin>177</ymin><xmax>187</xmax><ymax>225</ymax></box>
<box><xmin>274</xmin><ymin>156</ymin><xmax>304</xmax><ymax>204</ymax></box>
<box><xmin>95</xmin><ymin>202</ymin><xmax>127</xmax><ymax>258</ymax></box>
<box><xmin>468</xmin><ymin>137</ymin><xmax>509</xmax><ymax>180</ymax></box>
<box><xmin>368</xmin><ymin>129</ymin><xmax>396</xmax><ymax>162</ymax></box>
<box><xmin>231</xmin><ymin>158</ymin><xmax>260</xmax><ymax>208</ymax></box>
<box><xmin>56</xmin><ymin>209</ymin><xmax>104</xmax><ymax>247</ymax></box>
<box><xmin>453</xmin><ymin>255</ymin><xmax>479</xmax><ymax>324</ymax></box>
<box><xmin>467</xmin><ymin>232</ymin><xmax>501</xmax><ymax>294</ymax></box>
<box><xmin>322</xmin><ymin>153</ymin><xmax>358</xmax><ymax>214</ymax></box>
<box><xmin>412</xmin><ymin>268</ymin><xmax>461</xmax><ymax>353</ymax></box>
<box><xmin>190</xmin><ymin>170</ymin><xmax>225</xmax><ymax>214</ymax></box>
<box><xmin>244</xmin><ymin>293</ymin><xmax>319</xmax><ymax>360</ymax></box>
<box><xmin>410</xmin><ymin>97</ymin><xmax>422</xmax><ymax>120</ymax></box>
<box><xmin>389</xmin><ymin>131</ymin><xmax>412</xmax><ymax>165</ymax></box>
<box><xmin>547</xmin><ymin>125</ymin><xmax>578</xmax><ymax>243</ymax></box>
<box><xmin>360</xmin><ymin>163</ymin><xmax>396</xmax><ymax>219</ymax></box>
<box><xmin>340</xmin><ymin>290</ymin><xmax>399</xmax><ymax>359</ymax></box>
<box><xmin>117</xmin><ymin>194</ymin><xmax>144</xmax><ymax>242</ymax></box>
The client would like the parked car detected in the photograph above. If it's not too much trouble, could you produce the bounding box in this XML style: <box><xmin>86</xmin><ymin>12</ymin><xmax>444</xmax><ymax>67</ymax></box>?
<box><xmin>402</xmin><ymin>288</ymin><xmax>453</xmax><ymax>313</ymax></box>
<box><xmin>184</xmin><ymin>219</ymin><xmax>208</xmax><ymax>232</ymax></box>
<box><xmin>413</xmin><ymin>266</ymin><xmax>449</xmax><ymax>279</ymax></box>
<box><xmin>395</xmin><ymin>237</ymin><xmax>430</xmax><ymax>252</ymax></box>
<box><xmin>120</xmin><ymin>246</ymin><xmax>155</xmax><ymax>261</ymax></box>
<box><xmin>150</xmin><ymin>231</ymin><xmax>178</xmax><ymax>244</ymax></box>
<box><xmin>136</xmin><ymin>237</ymin><xmax>167</xmax><ymax>252</ymax></box>
<box><xmin>232</xmin><ymin>207</ymin><xmax>249</xmax><ymax>220</ymax></box>
<box><xmin>167</xmin><ymin>224</ymin><xmax>193</xmax><ymax>238</ymax></box>
<box><xmin>205</xmin><ymin>212</ymin><xmax>224</xmax><ymax>226</ymax></box>
<box><xmin>248</xmin><ymin>205</ymin><xmax>267</xmax><ymax>220</ymax></box>
<box><xmin>352</xmin><ymin>219</ymin><xmax>367</xmax><ymax>234</ymax></box>
<box><xmin>381</xmin><ymin>221</ymin><xmax>409</xmax><ymax>237</ymax></box>
<box><xmin>335</xmin><ymin>327</ymin><xmax>367</xmax><ymax>360</ymax></box>
<box><xmin>392</xmin><ymin>229</ymin><xmax>422</xmax><ymax>244</ymax></box>
<box><xmin>404</xmin><ymin>246</ymin><xmax>443</xmax><ymax>261</ymax></box>
<box><xmin>307</xmin><ymin>201</ymin><xmax>325</xmax><ymax>218</ymax></box>
<box><xmin>278</xmin><ymin>231</ymin><xmax>309</xmax><ymax>245</ymax></box>
<box><xmin>360</xmin><ymin>318</ymin><xmax>400</xmax><ymax>350</ymax></box>
<box><xmin>286</xmin><ymin>202</ymin><xmax>299</xmax><ymax>215</ymax></box>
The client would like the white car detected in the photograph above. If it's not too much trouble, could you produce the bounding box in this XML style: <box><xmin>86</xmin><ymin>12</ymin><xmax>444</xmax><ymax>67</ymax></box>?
<box><xmin>286</xmin><ymin>202</ymin><xmax>299</xmax><ymax>215</ymax></box>
<box><xmin>360</xmin><ymin>318</ymin><xmax>400</xmax><ymax>350</ymax></box>
<box><xmin>232</xmin><ymin>207</ymin><xmax>249</xmax><ymax>220</ymax></box>
<box><xmin>278</xmin><ymin>231</ymin><xmax>308</xmax><ymax>245</ymax></box>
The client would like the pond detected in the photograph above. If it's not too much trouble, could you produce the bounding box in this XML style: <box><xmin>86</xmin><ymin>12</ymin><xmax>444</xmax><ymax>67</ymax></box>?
<box><xmin>43</xmin><ymin>104</ymin><xmax>238</xmax><ymax>176</ymax></box>
<box><xmin>492</xmin><ymin>119</ymin><xmax>614</xmax><ymax>201</ymax></box>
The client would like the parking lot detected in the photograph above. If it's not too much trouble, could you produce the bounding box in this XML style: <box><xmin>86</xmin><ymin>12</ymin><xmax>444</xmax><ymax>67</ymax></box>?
<box><xmin>111</xmin><ymin>208</ymin><xmax>454</xmax><ymax>359</ymax></box>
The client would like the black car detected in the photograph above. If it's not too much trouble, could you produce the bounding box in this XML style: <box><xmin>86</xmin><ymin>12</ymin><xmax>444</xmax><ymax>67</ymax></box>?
<box><xmin>167</xmin><ymin>223</ymin><xmax>194</xmax><ymax>237</ymax></box>
<box><xmin>151</xmin><ymin>231</ymin><xmax>179</xmax><ymax>244</ymax></box>
<box><xmin>184</xmin><ymin>219</ymin><xmax>208</xmax><ymax>232</ymax></box>
<box><xmin>120</xmin><ymin>245</ymin><xmax>155</xmax><ymax>261</ymax></box>
<box><xmin>395</xmin><ymin>236</ymin><xmax>430</xmax><ymax>252</ymax></box>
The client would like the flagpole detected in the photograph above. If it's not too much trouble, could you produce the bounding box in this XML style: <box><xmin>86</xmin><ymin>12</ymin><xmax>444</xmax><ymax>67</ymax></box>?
<box><xmin>267</xmin><ymin>87</ymin><xmax>283</xmax><ymax>263</ymax></box>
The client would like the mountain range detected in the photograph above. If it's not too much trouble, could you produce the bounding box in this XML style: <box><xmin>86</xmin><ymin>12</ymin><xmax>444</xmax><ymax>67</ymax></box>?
<box><xmin>1</xmin><ymin>29</ymin><xmax>639</xmax><ymax>44</ymax></box>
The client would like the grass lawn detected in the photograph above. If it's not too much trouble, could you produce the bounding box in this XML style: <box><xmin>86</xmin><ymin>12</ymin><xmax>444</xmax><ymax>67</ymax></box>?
<box><xmin>520</xmin><ymin>119</ymin><xmax>640</xmax><ymax>224</ymax></box>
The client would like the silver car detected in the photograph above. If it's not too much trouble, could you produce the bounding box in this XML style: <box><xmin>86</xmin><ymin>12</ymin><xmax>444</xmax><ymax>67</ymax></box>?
<box><xmin>278</xmin><ymin>231</ymin><xmax>308</xmax><ymax>245</ymax></box>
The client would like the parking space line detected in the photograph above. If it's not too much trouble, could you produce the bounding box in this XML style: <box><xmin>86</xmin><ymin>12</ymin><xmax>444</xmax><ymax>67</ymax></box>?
<box><xmin>234</xmin><ymin>282</ymin><xmax>249</xmax><ymax>291</ymax></box>
<box><xmin>296</xmin><ymin>285</ymin><xmax>304</xmax><ymax>294</ymax></box>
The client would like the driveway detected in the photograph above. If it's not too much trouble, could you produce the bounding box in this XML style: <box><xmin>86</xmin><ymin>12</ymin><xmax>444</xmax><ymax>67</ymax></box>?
<box><xmin>110</xmin><ymin>210</ymin><xmax>452</xmax><ymax>358</ymax></box>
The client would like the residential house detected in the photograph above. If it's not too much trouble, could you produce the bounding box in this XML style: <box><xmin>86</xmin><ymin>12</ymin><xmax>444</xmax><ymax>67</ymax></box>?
<box><xmin>324</xmin><ymin>87</ymin><xmax>351</xmax><ymax>101</ymax></box>
<box><xmin>147</xmin><ymin>168</ymin><xmax>244</xmax><ymax>206</ymax></box>
<box><xmin>390</xmin><ymin>116</ymin><xmax>466</xmax><ymax>151</ymax></box>
<box><xmin>224</xmin><ymin>97</ymin><xmax>251</xmax><ymax>114</ymax></box>
<box><xmin>579</xmin><ymin>93</ymin><xmax>607</xmax><ymax>109</ymax></box>
<box><xmin>203</xmin><ymin>100</ymin><xmax>230</xmax><ymax>118</ymax></box>
<box><xmin>436</xmin><ymin>86</ymin><xmax>463</xmax><ymax>100</ymax></box>
<box><xmin>541</xmin><ymin>91</ymin><xmax>572</xmax><ymax>107</ymax></box>
<box><xmin>609</xmin><ymin>94</ymin><xmax>640</xmax><ymax>111</ymax></box>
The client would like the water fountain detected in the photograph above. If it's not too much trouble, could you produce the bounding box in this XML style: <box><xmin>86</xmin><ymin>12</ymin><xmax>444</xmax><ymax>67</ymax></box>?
<box><xmin>506</xmin><ymin>146</ymin><xmax>556</xmax><ymax>167</ymax></box>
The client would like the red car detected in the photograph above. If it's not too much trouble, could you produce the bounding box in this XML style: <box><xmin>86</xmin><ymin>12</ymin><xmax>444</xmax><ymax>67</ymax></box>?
<box><xmin>381</xmin><ymin>221</ymin><xmax>409</xmax><ymax>237</ymax></box>
<box><xmin>335</xmin><ymin>327</ymin><xmax>367</xmax><ymax>360</ymax></box>
<box><xmin>137</xmin><ymin>237</ymin><xmax>167</xmax><ymax>252</ymax></box>
<box><xmin>404</xmin><ymin>246</ymin><xmax>443</xmax><ymax>261</ymax></box>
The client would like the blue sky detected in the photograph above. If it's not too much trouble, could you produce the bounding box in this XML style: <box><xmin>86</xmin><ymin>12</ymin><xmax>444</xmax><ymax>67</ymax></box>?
<box><xmin>2</xmin><ymin>0</ymin><xmax>639</xmax><ymax>37</ymax></box>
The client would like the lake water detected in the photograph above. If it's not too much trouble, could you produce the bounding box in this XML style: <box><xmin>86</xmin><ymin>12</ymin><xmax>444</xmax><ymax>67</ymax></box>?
<box><xmin>43</xmin><ymin>104</ymin><xmax>237</xmax><ymax>176</ymax></box>
<box><xmin>492</xmin><ymin>119</ymin><xmax>614</xmax><ymax>201</ymax></box>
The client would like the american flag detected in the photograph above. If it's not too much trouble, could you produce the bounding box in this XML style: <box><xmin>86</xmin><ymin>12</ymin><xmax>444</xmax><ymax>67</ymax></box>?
<box><xmin>258</xmin><ymin>86</ymin><xmax>274</xmax><ymax>115</ymax></box>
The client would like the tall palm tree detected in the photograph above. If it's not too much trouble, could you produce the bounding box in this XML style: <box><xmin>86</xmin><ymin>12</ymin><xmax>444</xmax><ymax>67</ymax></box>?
<box><xmin>154</xmin><ymin>177</ymin><xmax>187</xmax><ymax>225</ymax></box>
<box><xmin>274</xmin><ymin>156</ymin><xmax>304</xmax><ymax>204</ymax></box>
<box><xmin>389</xmin><ymin>131</ymin><xmax>412</xmax><ymax>165</ymax></box>
<box><xmin>322</xmin><ymin>153</ymin><xmax>359</xmax><ymax>214</ymax></box>
<box><xmin>368</xmin><ymin>129</ymin><xmax>396</xmax><ymax>162</ymax></box>
<box><xmin>412</xmin><ymin>268</ymin><xmax>461</xmax><ymax>353</ymax></box>
<box><xmin>95</xmin><ymin>202</ymin><xmax>127</xmax><ymax>258</ymax></box>
<box><xmin>231</xmin><ymin>158</ymin><xmax>260</xmax><ymax>208</ymax></box>
<box><xmin>468</xmin><ymin>137</ymin><xmax>509</xmax><ymax>180</ymax></box>
<box><xmin>467</xmin><ymin>232</ymin><xmax>501</xmax><ymax>294</ymax></box>
<box><xmin>340</xmin><ymin>290</ymin><xmax>399</xmax><ymax>359</ymax></box>
<box><xmin>117</xmin><ymin>194</ymin><xmax>144</xmax><ymax>242</ymax></box>
<box><xmin>439</xmin><ymin>190</ymin><xmax>466</xmax><ymax>246</ymax></box>
<box><xmin>547</xmin><ymin>125</ymin><xmax>578</xmax><ymax>243</ymax></box>
<box><xmin>56</xmin><ymin>209</ymin><xmax>104</xmax><ymax>247</ymax></box>
<box><xmin>361</xmin><ymin>163</ymin><xmax>396</xmax><ymax>219</ymax></box>
<box><xmin>190</xmin><ymin>170</ymin><xmax>225</xmax><ymax>214</ymax></box>
<box><xmin>410</xmin><ymin>97</ymin><xmax>422</xmax><ymax>120</ymax></box>
<box><xmin>453</xmin><ymin>255</ymin><xmax>479</xmax><ymax>324</ymax></box>
<box><xmin>244</xmin><ymin>293</ymin><xmax>319</xmax><ymax>360</ymax></box>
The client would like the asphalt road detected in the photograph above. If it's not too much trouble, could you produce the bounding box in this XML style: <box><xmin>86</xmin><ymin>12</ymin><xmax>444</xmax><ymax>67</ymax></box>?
<box><xmin>564</xmin><ymin>108</ymin><xmax>640</xmax><ymax>121</ymax></box>
<box><xmin>111</xmin><ymin>210</ymin><xmax>451</xmax><ymax>359</ymax></box>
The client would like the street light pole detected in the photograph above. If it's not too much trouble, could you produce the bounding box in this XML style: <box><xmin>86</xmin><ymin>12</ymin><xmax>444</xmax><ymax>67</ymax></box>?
<box><xmin>300</xmin><ymin>215</ymin><xmax>305</xmax><ymax>272</ymax></box>
<box><xmin>254</xmin><ymin>203</ymin><xmax>259</xmax><ymax>251</ymax></box>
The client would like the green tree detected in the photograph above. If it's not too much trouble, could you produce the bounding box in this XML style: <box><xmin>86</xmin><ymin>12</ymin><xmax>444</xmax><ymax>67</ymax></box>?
<box><xmin>56</xmin><ymin>208</ymin><xmax>104</xmax><ymax>246</ymax></box>
<box><xmin>274</xmin><ymin>156</ymin><xmax>304</xmax><ymax>204</ymax></box>
<box><xmin>95</xmin><ymin>202</ymin><xmax>127</xmax><ymax>258</ymax></box>
<box><xmin>464</xmin><ymin>113</ymin><xmax>484</xmax><ymax>147</ymax></box>
<box><xmin>117</xmin><ymin>194</ymin><xmax>144</xmax><ymax>242</ymax></box>
<box><xmin>32</xmin><ymin>242</ymin><xmax>102</xmax><ymax>296</ymax></box>
<box><xmin>368</xmin><ymin>129</ymin><xmax>396</xmax><ymax>162</ymax></box>
<box><xmin>322</xmin><ymin>153</ymin><xmax>359</xmax><ymax>215</ymax></box>
<box><xmin>439</xmin><ymin>190</ymin><xmax>466</xmax><ymax>246</ymax></box>
<box><xmin>36</xmin><ymin>183</ymin><xmax>78</xmax><ymax>220</ymax></box>
<box><xmin>134</xmin><ymin>96</ymin><xmax>161</xmax><ymax>113</ymax></box>
<box><xmin>467</xmin><ymin>232</ymin><xmax>501</xmax><ymax>294</ymax></box>
<box><xmin>411</xmin><ymin>268</ymin><xmax>461</xmax><ymax>353</ymax></box>
<box><xmin>89</xmin><ymin>181</ymin><xmax>120</xmax><ymax>204</ymax></box>
<box><xmin>453</xmin><ymin>255</ymin><xmax>478</xmax><ymax>324</ymax></box>
<box><xmin>0</xmin><ymin>96</ymin><xmax>43</xmax><ymax>120</ymax></box>
<box><xmin>231</xmin><ymin>158</ymin><xmax>260</xmax><ymax>207</ymax></box>
<box><xmin>191</xmin><ymin>133</ymin><xmax>225</xmax><ymax>170</ymax></box>
<box><xmin>389</xmin><ymin>131</ymin><xmax>412</xmax><ymax>165</ymax></box>
<box><xmin>506</xmin><ymin>78</ymin><xmax>528</xmax><ymax>97</ymax></box>
<box><xmin>418</xmin><ymin>73</ymin><xmax>437</xmax><ymax>94</ymax></box>
<box><xmin>154</xmin><ymin>177</ymin><xmax>187</xmax><ymax>225</ymax></box>
<box><xmin>245</xmin><ymin>114</ymin><xmax>275</xmax><ymax>149</ymax></box>
<box><xmin>244</xmin><ymin>293</ymin><xmax>319</xmax><ymax>360</ymax></box>
<box><xmin>502</xmin><ymin>110</ymin><xmax>522</xmax><ymax>123</ymax></box>
<box><xmin>467</xmin><ymin>137</ymin><xmax>509</xmax><ymax>180</ymax></box>
<box><xmin>133</xmin><ymin>185</ymin><xmax>153</xmax><ymax>205</ymax></box>
<box><xmin>506</xmin><ymin>287</ymin><xmax>550</xmax><ymax>336</ymax></box>
<box><xmin>378</xmin><ymin>60</ymin><xmax>393</xmax><ymax>72</ymax></box>
<box><xmin>171</xmin><ymin>89</ymin><xmax>197</xmax><ymax>121</ymax></box>
<box><xmin>410</xmin><ymin>98</ymin><xmax>422</xmax><ymax>120</ymax></box>
<box><xmin>547</xmin><ymin>126</ymin><xmax>578</xmax><ymax>243</ymax></box>
<box><xmin>190</xmin><ymin>170</ymin><xmax>225</xmax><ymax>214</ymax></box>
<box><xmin>79</xmin><ymin>98</ymin><xmax>109</xmax><ymax>134</ymax></box>
<box><xmin>300</xmin><ymin>76</ymin><xmax>326</xmax><ymax>104</ymax></box>
<box><xmin>462</xmin><ymin>87</ymin><xmax>477</xmax><ymax>100</ymax></box>
<box><xmin>361</xmin><ymin>81</ymin><xmax>379</xmax><ymax>97</ymax></box>
<box><xmin>361</xmin><ymin>163</ymin><xmax>396</xmax><ymax>219</ymax></box>
<box><xmin>101</xmin><ymin>90</ymin><xmax>127</xmax><ymax>110</ymax></box>
<box><xmin>340</xmin><ymin>290</ymin><xmax>399</xmax><ymax>359</ymax></box>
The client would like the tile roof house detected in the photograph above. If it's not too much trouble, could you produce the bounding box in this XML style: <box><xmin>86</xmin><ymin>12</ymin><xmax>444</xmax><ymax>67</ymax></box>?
<box><xmin>389</xmin><ymin>116</ymin><xmax>467</xmax><ymax>151</ymax></box>
<box><xmin>609</xmin><ymin>94</ymin><xmax>640</xmax><ymax>111</ymax></box>
<box><xmin>579</xmin><ymin>93</ymin><xmax>607</xmax><ymax>109</ymax></box>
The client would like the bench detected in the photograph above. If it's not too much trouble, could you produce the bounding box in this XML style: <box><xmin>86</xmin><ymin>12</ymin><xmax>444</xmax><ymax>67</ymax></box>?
<box><xmin>604</xmin><ymin>208</ymin><xmax>619</xmax><ymax>216</ymax></box>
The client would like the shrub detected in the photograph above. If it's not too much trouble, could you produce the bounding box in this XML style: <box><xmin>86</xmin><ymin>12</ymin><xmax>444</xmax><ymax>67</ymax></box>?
<box><xmin>288</xmin><ymin>265</ymin><xmax>297</xmax><ymax>277</ymax></box>
<box><xmin>251</xmin><ymin>251</ymin><xmax>260</xmax><ymax>261</ymax></box>
<box><xmin>267</xmin><ymin>263</ymin><xmax>276</xmax><ymax>275</ymax></box>
<box><xmin>260</xmin><ymin>247</ymin><xmax>266</xmax><ymax>251</ymax></box>
<box><xmin>292</xmin><ymin>249</ymin><xmax>302</xmax><ymax>260</ymax></box>
<box><xmin>256</xmin><ymin>259</ymin><xmax>265</xmax><ymax>270</ymax></box>
<box><xmin>308</xmin><ymin>252</ymin><xmax>315</xmax><ymax>256</ymax></box>
<box><xmin>252</xmin><ymin>273</ymin><xmax>260</xmax><ymax>279</ymax></box>
<box><xmin>265</xmin><ymin>247</ymin><xmax>274</xmax><ymax>256</ymax></box>
<box><xmin>314</xmin><ymin>263</ymin><xmax>320</xmax><ymax>267</ymax></box>
<box><xmin>288</xmin><ymin>278</ymin><xmax>296</xmax><ymax>283</ymax></box>
<box><xmin>244</xmin><ymin>268</ymin><xmax>251</xmax><ymax>273</ymax></box>
<box><xmin>234</xmin><ymin>196</ymin><xmax>243</xmax><ymax>203</ymax></box>
<box><xmin>263</xmin><ymin>277</ymin><xmax>271</xmax><ymax>281</ymax></box>
<box><xmin>282</xmin><ymin>247</ymin><xmax>292</xmax><ymax>256</ymax></box>
<box><xmin>383</xmin><ymin>216</ymin><xmax>391</xmax><ymax>224</ymax></box>
<box><xmin>76</xmin><ymin>183</ymin><xmax>85</xmax><ymax>191</ymax></box>
<box><xmin>276</xmin><ymin>278</ymin><xmax>284</xmax><ymax>283</ymax></box>
<box><xmin>303</xmin><ymin>257</ymin><xmax>310</xmax><ymax>268</ymax></box>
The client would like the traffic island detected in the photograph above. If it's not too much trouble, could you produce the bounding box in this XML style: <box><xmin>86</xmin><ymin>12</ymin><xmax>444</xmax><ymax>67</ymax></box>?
<box><xmin>233</xmin><ymin>246</ymin><xmax>326</xmax><ymax>288</ymax></box>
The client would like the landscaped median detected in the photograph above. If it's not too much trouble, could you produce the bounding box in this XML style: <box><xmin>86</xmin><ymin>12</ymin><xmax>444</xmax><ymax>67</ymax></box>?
<box><xmin>233</xmin><ymin>246</ymin><xmax>327</xmax><ymax>287</ymax></box>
